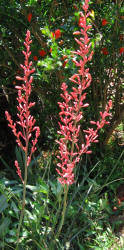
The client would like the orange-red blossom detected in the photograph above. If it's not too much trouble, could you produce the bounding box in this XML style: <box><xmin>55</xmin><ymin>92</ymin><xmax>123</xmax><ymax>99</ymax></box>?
<box><xmin>5</xmin><ymin>31</ymin><xmax>40</xmax><ymax>183</ymax></box>
<box><xmin>56</xmin><ymin>0</ymin><xmax>112</xmax><ymax>185</ymax></box>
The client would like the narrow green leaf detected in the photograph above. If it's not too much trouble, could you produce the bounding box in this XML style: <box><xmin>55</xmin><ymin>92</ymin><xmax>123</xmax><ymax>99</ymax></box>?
<box><xmin>0</xmin><ymin>195</ymin><xmax>8</xmax><ymax>213</ymax></box>
<box><xmin>0</xmin><ymin>217</ymin><xmax>11</xmax><ymax>236</ymax></box>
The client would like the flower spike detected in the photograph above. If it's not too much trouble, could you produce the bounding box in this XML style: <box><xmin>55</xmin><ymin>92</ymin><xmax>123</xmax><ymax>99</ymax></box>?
<box><xmin>56</xmin><ymin>0</ymin><xmax>112</xmax><ymax>185</ymax></box>
<box><xmin>5</xmin><ymin>30</ymin><xmax>40</xmax><ymax>183</ymax></box>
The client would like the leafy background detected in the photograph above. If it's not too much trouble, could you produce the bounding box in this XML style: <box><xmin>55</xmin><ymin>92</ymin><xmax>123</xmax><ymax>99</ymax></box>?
<box><xmin>0</xmin><ymin>0</ymin><xmax>124</xmax><ymax>249</ymax></box>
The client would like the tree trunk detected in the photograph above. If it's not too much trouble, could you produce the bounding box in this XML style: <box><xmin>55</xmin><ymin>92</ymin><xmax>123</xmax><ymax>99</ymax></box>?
<box><xmin>103</xmin><ymin>103</ymin><xmax>124</xmax><ymax>145</ymax></box>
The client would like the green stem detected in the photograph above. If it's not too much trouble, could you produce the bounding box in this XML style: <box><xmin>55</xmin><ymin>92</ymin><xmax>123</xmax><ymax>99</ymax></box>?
<box><xmin>49</xmin><ymin>185</ymin><xmax>68</xmax><ymax>249</ymax></box>
<box><xmin>56</xmin><ymin>184</ymin><xmax>69</xmax><ymax>239</ymax></box>
<box><xmin>16</xmin><ymin>68</ymin><xmax>29</xmax><ymax>249</ymax></box>
<box><xmin>16</xmin><ymin>151</ymin><xmax>28</xmax><ymax>249</ymax></box>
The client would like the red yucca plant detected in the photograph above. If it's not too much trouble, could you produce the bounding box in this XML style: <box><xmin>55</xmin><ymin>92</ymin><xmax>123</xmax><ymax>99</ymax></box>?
<box><xmin>5</xmin><ymin>30</ymin><xmax>40</xmax><ymax>247</ymax></box>
<box><xmin>5</xmin><ymin>30</ymin><xmax>40</xmax><ymax>183</ymax></box>
<box><xmin>56</xmin><ymin>0</ymin><xmax>112</xmax><ymax>237</ymax></box>
<box><xmin>56</xmin><ymin>0</ymin><xmax>112</xmax><ymax>186</ymax></box>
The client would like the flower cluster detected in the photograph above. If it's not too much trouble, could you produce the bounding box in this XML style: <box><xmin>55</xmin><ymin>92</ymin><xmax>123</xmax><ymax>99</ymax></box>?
<box><xmin>52</xmin><ymin>29</ymin><xmax>61</xmax><ymax>40</ymax></box>
<box><xmin>5</xmin><ymin>30</ymin><xmax>40</xmax><ymax>183</ymax></box>
<box><xmin>32</xmin><ymin>29</ymin><xmax>61</xmax><ymax>61</ymax></box>
<box><xmin>56</xmin><ymin>0</ymin><xmax>112</xmax><ymax>185</ymax></box>
<box><xmin>101</xmin><ymin>18</ymin><xmax>123</xmax><ymax>55</ymax></box>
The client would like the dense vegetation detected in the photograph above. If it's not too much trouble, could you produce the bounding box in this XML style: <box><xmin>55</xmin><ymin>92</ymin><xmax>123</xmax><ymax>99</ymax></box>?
<box><xmin>0</xmin><ymin>0</ymin><xmax>124</xmax><ymax>249</ymax></box>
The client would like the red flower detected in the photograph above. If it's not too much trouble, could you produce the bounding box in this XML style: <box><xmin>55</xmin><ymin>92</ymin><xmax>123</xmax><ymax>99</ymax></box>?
<box><xmin>119</xmin><ymin>47</ymin><xmax>124</xmax><ymax>54</ymax></box>
<box><xmin>39</xmin><ymin>50</ymin><xmax>46</xmax><ymax>57</ymax></box>
<box><xmin>56</xmin><ymin>0</ymin><xmax>112</xmax><ymax>186</ymax></box>
<box><xmin>51</xmin><ymin>32</ymin><xmax>55</xmax><ymax>38</ymax></box>
<box><xmin>102</xmin><ymin>19</ymin><xmax>108</xmax><ymax>26</ymax></box>
<box><xmin>5</xmin><ymin>30</ymin><xmax>40</xmax><ymax>183</ymax></box>
<box><xmin>62</xmin><ymin>59</ymin><xmax>68</xmax><ymax>68</ymax></box>
<box><xmin>117</xmin><ymin>199</ymin><xmax>121</xmax><ymax>205</ymax></box>
<box><xmin>101</xmin><ymin>47</ymin><xmax>109</xmax><ymax>55</ymax></box>
<box><xmin>49</xmin><ymin>47</ymin><xmax>52</xmax><ymax>53</ymax></box>
<box><xmin>73</xmin><ymin>4</ymin><xmax>78</xmax><ymax>10</ymax></box>
<box><xmin>78</xmin><ymin>17</ymin><xmax>85</xmax><ymax>27</ymax></box>
<box><xmin>54</xmin><ymin>29</ymin><xmax>61</xmax><ymax>39</ymax></box>
<box><xmin>51</xmin><ymin>30</ymin><xmax>61</xmax><ymax>39</ymax></box>
<box><xmin>33</xmin><ymin>56</ymin><xmax>38</xmax><ymax>61</ymax></box>
<box><xmin>73</xmin><ymin>31</ymin><xmax>80</xmax><ymax>35</ymax></box>
<box><xmin>27</xmin><ymin>13</ymin><xmax>32</xmax><ymax>22</ymax></box>
<box><xmin>61</xmin><ymin>55</ymin><xmax>68</xmax><ymax>60</ymax></box>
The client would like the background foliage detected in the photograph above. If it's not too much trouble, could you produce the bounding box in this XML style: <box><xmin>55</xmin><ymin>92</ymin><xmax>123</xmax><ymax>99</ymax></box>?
<box><xmin>0</xmin><ymin>0</ymin><xmax>124</xmax><ymax>249</ymax></box>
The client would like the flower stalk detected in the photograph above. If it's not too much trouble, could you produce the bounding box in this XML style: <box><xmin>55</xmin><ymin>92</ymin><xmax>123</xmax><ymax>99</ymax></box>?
<box><xmin>56</xmin><ymin>0</ymin><xmax>112</xmax><ymax>238</ymax></box>
<box><xmin>5</xmin><ymin>30</ymin><xmax>40</xmax><ymax>248</ymax></box>
<box><xmin>56</xmin><ymin>0</ymin><xmax>112</xmax><ymax>186</ymax></box>
<box><xmin>56</xmin><ymin>184</ymin><xmax>69</xmax><ymax>239</ymax></box>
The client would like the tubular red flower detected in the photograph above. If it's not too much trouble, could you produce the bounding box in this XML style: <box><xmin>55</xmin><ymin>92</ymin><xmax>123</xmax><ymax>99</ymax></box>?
<box><xmin>56</xmin><ymin>0</ymin><xmax>112</xmax><ymax>186</ymax></box>
<box><xmin>102</xmin><ymin>19</ymin><xmax>108</xmax><ymax>26</ymax></box>
<box><xmin>27</xmin><ymin>13</ymin><xmax>32</xmax><ymax>22</ymax></box>
<box><xmin>119</xmin><ymin>47</ymin><xmax>124</xmax><ymax>54</ymax></box>
<box><xmin>5</xmin><ymin>30</ymin><xmax>40</xmax><ymax>183</ymax></box>
<box><xmin>62</xmin><ymin>59</ymin><xmax>68</xmax><ymax>68</ymax></box>
<box><xmin>55</xmin><ymin>29</ymin><xmax>61</xmax><ymax>39</ymax></box>
<box><xmin>15</xmin><ymin>161</ymin><xmax>24</xmax><ymax>184</ymax></box>
<box><xmin>52</xmin><ymin>29</ymin><xmax>61</xmax><ymax>39</ymax></box>
<box><xmin>78</xmin><ymin>17</ymin><xmax>86</xmax><ymax>27</ymax></box>
<box><xmin>33</xmin><ymin>56</ymin><xmax>38</xmax><ymax>61</ymax></box>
